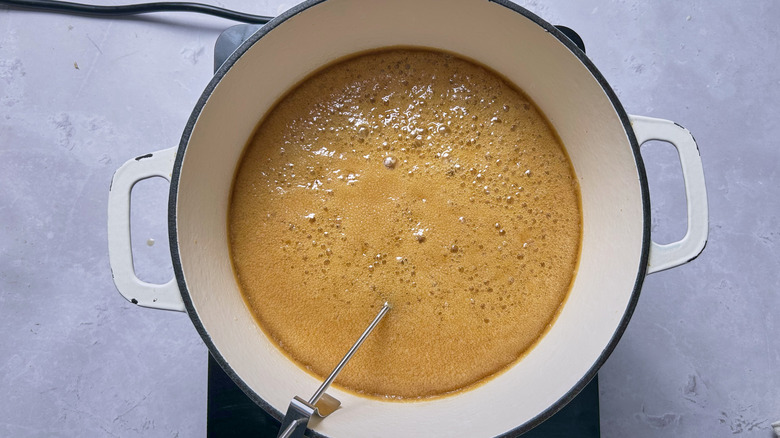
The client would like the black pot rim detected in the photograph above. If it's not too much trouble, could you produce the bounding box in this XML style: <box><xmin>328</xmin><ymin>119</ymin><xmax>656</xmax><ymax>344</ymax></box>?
<box><xmin>168</xmin><ymin>1</ymin><xmax>651</xmax><ymax>436</ymax></box>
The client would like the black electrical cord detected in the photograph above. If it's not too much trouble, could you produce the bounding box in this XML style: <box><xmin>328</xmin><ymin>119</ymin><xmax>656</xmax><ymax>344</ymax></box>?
<box><xmin>0</xmin><ymin>0</ymin><xmax>272</xmax><ymax>24</ymax></box>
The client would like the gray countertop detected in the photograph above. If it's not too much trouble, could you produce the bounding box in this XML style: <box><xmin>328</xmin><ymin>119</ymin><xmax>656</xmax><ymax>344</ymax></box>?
<box><xmin>1</xmin><ymin>1</ymin><xmax>778</xmax><ymax>437</ymax></box>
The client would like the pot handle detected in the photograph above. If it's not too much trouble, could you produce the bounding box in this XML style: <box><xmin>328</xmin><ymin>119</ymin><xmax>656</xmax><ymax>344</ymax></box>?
<box><xmin>630</xmin><ymin>115</ymin><xmax>709</xmax><ymax>274</ymax></box>
<box><xmin>107</xmin><ymin>147</ymin><xmax>185</xmax><ymax>312</ymax></box>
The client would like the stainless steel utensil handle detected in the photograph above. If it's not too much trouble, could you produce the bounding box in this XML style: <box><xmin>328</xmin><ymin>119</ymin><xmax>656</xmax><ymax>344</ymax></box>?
<box><xmin>309</xmin><ymin>302</ymin><xmax>390</xmax><ymax>405</ymax></box>
<box><xmin>277</xmin><ymin>417</ymin><xmax>307</xmax><ymax>438</ymax></box>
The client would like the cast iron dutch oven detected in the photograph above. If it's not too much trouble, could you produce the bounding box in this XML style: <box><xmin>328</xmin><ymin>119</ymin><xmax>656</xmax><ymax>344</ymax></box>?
<box><xmin>107</xmin><ymin>0</ymin><xmax>708</xmax><ymax>436</ymax></box>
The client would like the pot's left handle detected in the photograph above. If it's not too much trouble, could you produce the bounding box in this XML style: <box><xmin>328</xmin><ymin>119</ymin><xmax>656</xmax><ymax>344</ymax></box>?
<box><xmin>107</xmin><ymin>147</ymin><xmax>185</xmax><ymax>312</ymax></box>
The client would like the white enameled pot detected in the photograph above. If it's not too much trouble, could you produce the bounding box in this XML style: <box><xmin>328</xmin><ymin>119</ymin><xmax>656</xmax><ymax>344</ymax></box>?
<box><xmin>107</xmin><ymin>0</ymin><xmax>709</xmax><ymax>436</ymax></box>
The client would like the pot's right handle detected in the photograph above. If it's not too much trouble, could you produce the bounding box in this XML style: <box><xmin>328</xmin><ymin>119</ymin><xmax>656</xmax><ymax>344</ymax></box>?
<box><xmin>630</xmin><ymin>115</ymin><xmax>709</xmax><ymax>274</ymax></box>
<box><xmin>107</xmin><ymin>147</ymin><xmax>185</xmax><ymax>312</ymax></box>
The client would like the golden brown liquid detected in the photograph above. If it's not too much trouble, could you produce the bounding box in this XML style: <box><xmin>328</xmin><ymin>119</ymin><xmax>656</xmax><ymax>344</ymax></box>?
<box><xmin>229</xmin><ymin>49</ymin><xmax>581</xmax><ymax>399</ymax></box>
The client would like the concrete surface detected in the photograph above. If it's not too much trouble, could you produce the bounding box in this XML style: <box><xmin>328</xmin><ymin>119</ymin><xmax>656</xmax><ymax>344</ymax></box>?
<box><xmin>1</xmin><ymin>1</ymin><xmax>778</xmax><ymax>436</ymax></box>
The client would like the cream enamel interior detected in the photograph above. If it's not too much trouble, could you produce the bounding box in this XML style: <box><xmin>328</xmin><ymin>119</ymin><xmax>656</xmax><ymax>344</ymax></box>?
<box><xmin>173</xmin><ymin>0</ymin><xmax>644</xmax><ymax>436</ymax></box>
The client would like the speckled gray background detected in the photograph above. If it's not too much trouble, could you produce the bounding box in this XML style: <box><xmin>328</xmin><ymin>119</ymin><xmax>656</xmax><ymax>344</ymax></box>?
<box><xmin>1</xmin><ymin>1</ymin><xmax>778</xmax><ymax>437</ymax></box>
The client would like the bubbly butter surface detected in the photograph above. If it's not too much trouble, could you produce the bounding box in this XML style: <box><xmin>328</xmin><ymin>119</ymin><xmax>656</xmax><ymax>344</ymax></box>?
<box><xmin>229</xmin><ymin>49</ymin><xmax>581</xmax><ymax>399</ymax></box>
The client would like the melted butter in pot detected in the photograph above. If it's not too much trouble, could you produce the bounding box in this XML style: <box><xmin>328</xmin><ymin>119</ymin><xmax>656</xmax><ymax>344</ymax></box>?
<box><xmin>229</xmin><ymin>49</ymin><xmax>581</xmax><ymax>399</ymax></box>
